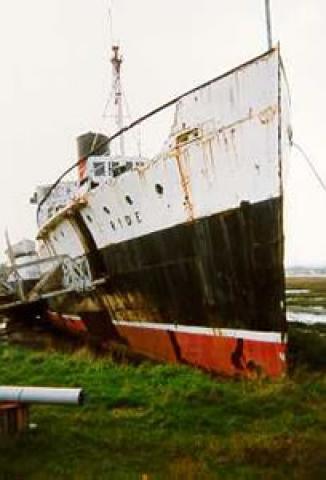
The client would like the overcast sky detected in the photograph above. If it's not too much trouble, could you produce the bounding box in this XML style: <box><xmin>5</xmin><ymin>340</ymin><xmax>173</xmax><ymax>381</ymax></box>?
<box><xmin>0</xmin><ymin>0</ymin><xmax>325</xmax><ymax>266</ymax></box>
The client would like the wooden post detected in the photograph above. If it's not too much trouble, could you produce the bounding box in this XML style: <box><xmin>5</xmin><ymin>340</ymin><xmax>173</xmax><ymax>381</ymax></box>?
<box><xmin>0</xmin><ymin>402</ymin><xmax>29</xmax><ymax>435</ymax></box>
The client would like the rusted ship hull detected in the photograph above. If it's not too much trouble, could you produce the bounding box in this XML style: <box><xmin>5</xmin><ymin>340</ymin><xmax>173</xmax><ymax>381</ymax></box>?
<box><xmin>35</xmin><ymin>48</ymin><xmax>291</xmax><ymax>377</ymax></box>
<box><xmin>45</xmin><ymin>195</ymin><xmax>286</xmax><ymax>377</ymax></box>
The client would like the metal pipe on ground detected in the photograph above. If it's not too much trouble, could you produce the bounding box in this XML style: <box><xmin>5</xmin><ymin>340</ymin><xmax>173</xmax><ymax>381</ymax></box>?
<box><xmin>0</xmin><ymin>387</ymin><xmax>85</xmax><ymax>405</ymax></box>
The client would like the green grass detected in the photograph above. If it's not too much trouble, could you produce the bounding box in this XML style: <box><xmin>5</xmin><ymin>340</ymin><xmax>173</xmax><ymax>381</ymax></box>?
<box><xmin>0</xmin><ymin>345</ymin><xmax>325</xmax><ymax>479</ymax></box>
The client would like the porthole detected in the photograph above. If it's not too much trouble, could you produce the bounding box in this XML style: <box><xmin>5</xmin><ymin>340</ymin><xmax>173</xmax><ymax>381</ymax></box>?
<box><xmin>103</xmin><ymin>206</ymin><xmax>110</xmax><ymax>215</ymax></box>
<box><xmin>183</xmin><ymin>195</ymin><xmax>189</xmax><ymax>206</ymax></box>
<box><xmin>86</xmin><ymin>214</ymin><xmax>93</xmax><ymax>223</ymax></box>
<box><xmin>155</xmin><ymin>183</ymin><xmax>164</xmax><ymax>195</ymax></box>
<box><xmin>125</xmin><ymin>195</ymin><xmax>133</xmax><ymax>205</ymax></box>
<box><xmin>110</xmin><ymin>220</ymin><xmax>116</xmax><ymax>231</ymax></box>
<box><xmin>61</xmin><ymin>231</ymin><xmax>65</xmax><ymax>238</ymax></box>
<box><xmin>125</xmin><ymin>215</ymin><xmax>132</xmax><ymax>226</ymax></box>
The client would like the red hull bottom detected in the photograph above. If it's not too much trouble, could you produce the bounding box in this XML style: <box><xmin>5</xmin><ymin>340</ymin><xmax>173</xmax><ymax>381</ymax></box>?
<box><xmin>47</xmin><ymin>311</ymin><xmax>88</xmax><ymax>335</ymax></box>
<box><xmin>46</xmin><ymin>311</ymin><xmax>286</xmax><ymax>378</ymax></box>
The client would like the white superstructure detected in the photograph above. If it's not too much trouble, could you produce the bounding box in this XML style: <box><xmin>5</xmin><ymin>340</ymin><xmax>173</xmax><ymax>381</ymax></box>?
<box><xmin>36</xmin><ymin>48</ymin><xmax>291</xmax><ymax>263</ymax></box>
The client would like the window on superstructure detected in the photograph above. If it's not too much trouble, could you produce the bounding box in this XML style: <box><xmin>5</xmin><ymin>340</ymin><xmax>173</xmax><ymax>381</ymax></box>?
<box><xmin>108</xmin><ymin>161</ymin><xmax>119</xmax><ymax>176</ymax></box>
<box><xmin>93</xmin><ymin>162</ymin><xmax>105</xmax><ymax>176</ymax></box>
<box><xmin>176</xmin><ymin>128</ymin><xmax>200</xmax><ymax>146</ymax></box>
<box><xmin>177</xmin><ymin>132</ymin><xmax>189</xmax><ymax>144</ymax></box>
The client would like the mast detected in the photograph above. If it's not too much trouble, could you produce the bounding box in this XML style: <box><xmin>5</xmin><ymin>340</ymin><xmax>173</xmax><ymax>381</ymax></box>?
<box><xmin>265</xmin><ymin>0</ymin><xmax>273</xmax><ymax>49</ymax></box>
<box><xmin>111</xmin><ymin>45</ymin><xmax>125</xmax><ymax>157</ymax></box>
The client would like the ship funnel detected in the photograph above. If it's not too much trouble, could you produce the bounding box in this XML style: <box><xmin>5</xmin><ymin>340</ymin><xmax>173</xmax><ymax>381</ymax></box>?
<box><xmin>77</xmin><ymin>132</ymin><xmax>109</xmax><ymax>159</ymax></box>
<box><xmin>76</xmin><ymin>132</ymin><xmax>109</xmax><ymax>183</ymax></box>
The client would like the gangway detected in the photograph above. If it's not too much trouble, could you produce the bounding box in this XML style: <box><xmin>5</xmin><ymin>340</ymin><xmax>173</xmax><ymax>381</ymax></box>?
<box><xmin>0</xmin><ymin>254</ymin><xmax>105</xmax><ymax>316</ymax></box>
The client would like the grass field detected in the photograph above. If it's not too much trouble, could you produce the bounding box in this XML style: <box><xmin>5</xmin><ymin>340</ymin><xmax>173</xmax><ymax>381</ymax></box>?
<box><xmin>0</xmin><ymin>343</ymin><xmax>325</xmax><ymax>480</ymax></box>
<box><xmin>0</xmin><ymin>276</ymin><xmax>325</xmax><ymax>479</ymax></box>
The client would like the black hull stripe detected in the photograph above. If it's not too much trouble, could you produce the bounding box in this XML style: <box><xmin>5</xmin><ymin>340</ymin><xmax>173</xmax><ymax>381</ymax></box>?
<box><xmin>78</xmin><ymin>197</ymin><xmax>285</xmax><ymax>333</ymax></box>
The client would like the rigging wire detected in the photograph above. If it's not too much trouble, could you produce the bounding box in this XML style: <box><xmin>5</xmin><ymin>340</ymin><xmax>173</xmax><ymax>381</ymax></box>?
<box><xmin>101</xmin><ymin>0</ymin><xmax>115</xmax><ymax>121</ymax></box>
<box><xmin>121</xmin><ymin>86</ymin><xmax>143</xmax><ymax>157</ymax></box>
<box><xmin>102</xmin><ymin>89</ymin><xmax>114</xmax><ymax>119</ymax></box>
<box><xmin>107</xmin><ymin>0</ymin><xmax>114</xmax><ymax>46</ymax></box>
<box><xmin>292</xmin><ymin>142</ymin><xmax>326</xmax><ymax>195</ymax></box>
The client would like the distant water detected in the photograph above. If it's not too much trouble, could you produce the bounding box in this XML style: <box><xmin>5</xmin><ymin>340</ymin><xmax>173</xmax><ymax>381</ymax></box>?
<box><xmin>285</xmin><ymin>289</ymin><xmax>310</xmax><ymax>295</ymax></box>
<box><xmin>287</xmin><ymin>311</ymin><xmax>326</xmax><ymax>325</ymax></box>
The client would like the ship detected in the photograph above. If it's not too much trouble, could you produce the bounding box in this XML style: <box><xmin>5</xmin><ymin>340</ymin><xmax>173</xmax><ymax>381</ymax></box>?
<box><xmin>29</xmin><ymin>41</ymin><xmax>292</xmax><ymax>377</ymax></box>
